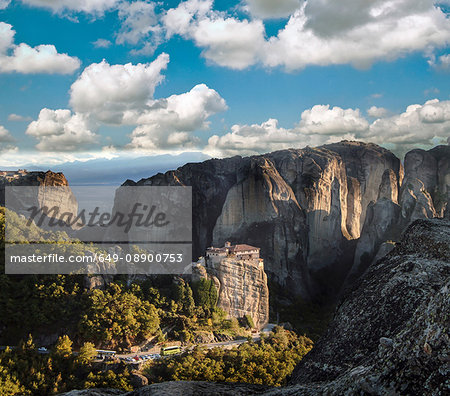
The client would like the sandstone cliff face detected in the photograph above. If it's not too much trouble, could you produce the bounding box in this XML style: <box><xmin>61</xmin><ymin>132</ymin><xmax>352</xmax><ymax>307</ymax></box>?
<box><xmin>323</xmin><ymin>141</ymin><xmax>402</xmax><ymax>236</ymax></box>
<box><xmin>193</xmin><ymin>256</ymin><xmax>269</xmax><ymax>329</ymax></box>
<box><xmin>352</xmin><ymin>145</ymin><xmax>450</xmax><ymax>276</ymax></box>
<box><xmin>129</xmin><ymin>142</ymin><xmax>402</xmax><ymax>300</ymax></box>
<box><xmin>0</xmin><ymin>170</ymin><xmax>78</xmax><ymax>227</ymax></box>
<box><xmin>400</xmin><ymin>146</ymin><xmax>450</xmax><ymax>222</ymax></box>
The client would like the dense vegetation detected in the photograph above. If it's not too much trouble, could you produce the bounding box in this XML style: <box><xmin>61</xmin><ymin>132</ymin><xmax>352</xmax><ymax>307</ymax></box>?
<box><xmin>0</xmin><ymin>208</ymin><xmax>315</xmax><ymax>394</ymax></box>
<box><xmin>146</xmin><ymin>327</ymin><xmax>313</xmax><ymax>386</ymax></box>
<box><xmin>0</xmin><ymin>335</ymin><xmax>132</xmax><ymax>395</ymax></box>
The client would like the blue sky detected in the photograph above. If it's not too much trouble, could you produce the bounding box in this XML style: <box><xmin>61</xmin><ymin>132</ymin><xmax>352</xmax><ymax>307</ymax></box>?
<box><xmin>0</xmin><ymin>0</ymin><xmax>449</xmax><ymax>167</ymax></box>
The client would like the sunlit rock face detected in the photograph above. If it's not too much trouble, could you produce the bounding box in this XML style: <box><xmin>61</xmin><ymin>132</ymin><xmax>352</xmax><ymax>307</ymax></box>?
<box><xmin>400</xmin><ymin>146</ymin><xmax>450</xmax><ymax>223</ymax></box>
<box><xmin>131</xmin><ymin>141</ymin><xmax>405</xmax><ymax>300</ymax></box>
<box><xmin>194</xmin><ymin>246</ymin><xmax>270</xmax><ymax>329</ymax></box>
<box><xmin>0</xmin><ymin>170</ymin><xmax>78</xmax><ymax>226</ymax></box>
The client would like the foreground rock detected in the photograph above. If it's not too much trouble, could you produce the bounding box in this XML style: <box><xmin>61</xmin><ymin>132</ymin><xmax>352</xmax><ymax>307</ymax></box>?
<box><xmin>288</xmin><ymin>218</ymin><xmax>449</xmax><ymax>395</ymax></box>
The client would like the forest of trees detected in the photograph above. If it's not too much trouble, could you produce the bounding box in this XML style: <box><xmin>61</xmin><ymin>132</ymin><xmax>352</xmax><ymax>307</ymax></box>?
<box><xmin>0</xmin><ymin>207</ymin><xmax>315</xmax><ymax>395</ymax></box>
<box><xmin>146</xmin><ymin>327</ymin><xmax>313</xmax><ymax>387</ymax></box>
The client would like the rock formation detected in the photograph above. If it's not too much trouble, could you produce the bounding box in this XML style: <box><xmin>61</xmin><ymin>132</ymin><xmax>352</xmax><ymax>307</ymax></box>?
<box><xmin>0</xmin><ymin>170</ymin><xmax>78</xmax><ymax>228</ymax></box>
<box><xmin>126</xmin><ymin>141</ymin><xmax>407</xmax><ymax>300</ymax></box>
<box><xmin>193</xmin><ymin>244</ymin><xmax>269</xmax><ymax>328</ymax></box>
<box><xmin>351</xmin><ymin>144</ymin><xmax>450</xmax><ymax>278</ymax></box>
<box><xmin>286</xmin><ymin>219</ymin><xmax>450</xmax><ymax>395</ymax></box>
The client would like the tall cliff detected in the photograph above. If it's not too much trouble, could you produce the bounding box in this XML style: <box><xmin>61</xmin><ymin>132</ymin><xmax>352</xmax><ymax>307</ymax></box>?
<box><xmin>0</xmin><ymin>170</ymin><xmax>78</xmax><ymax>228</ymax></box>
<box><xmin>127</xmin><ymin>141</ymin><xmax>410</xmax><ymax>300</ymax></box>
<box><xmin>350</xmin><ymin>144</ymin><xmax>450</xmax><ymax>280</ymax></box>
<box><xmin>287</xmin><ymin>219</ymin><xmax>450</xmax><ymax>395</ymax></box>
<box><xmin>193</xmin><ymin>255</ymin><xmax>269</xmax><ymax>329</ymax></box>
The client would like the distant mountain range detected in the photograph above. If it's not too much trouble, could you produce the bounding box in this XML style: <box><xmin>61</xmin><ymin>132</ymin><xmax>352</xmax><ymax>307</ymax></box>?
<box><xmin>0</xmin><ymin>152</ymin><xmax>210</xmax><ymax>186</ymax></box>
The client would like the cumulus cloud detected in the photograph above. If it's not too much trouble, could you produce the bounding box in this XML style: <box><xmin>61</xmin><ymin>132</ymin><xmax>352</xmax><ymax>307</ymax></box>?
<box><xmin>92</xmin><ymin>38</ymin><xmax>112</xmax><ymax>48</ymax></box>
<box><xmin>159</xmin><ymin>0</ymin><xmax>450</xmax><ymax>71</ymax></box>
<box><xmin>0</xmin><ymin>125</ymin><xmax>17</xmax><ymax>153</ymax></box>
<box><xmin>205</xmin><ymin>118</ymin><xmax>305</xmax><ymax>157</ymax></box>
<box><xmin>205</xmin><ymin>99</ymin><xmax>450</xmax><ymax>158</ymax></box>
<box><xmin>264</xmin><ymin>1</ymin><xmax>450</xmax><ymax>70</ymax></box>
<box><xmin>367</xmin><ymin>99</ymin><xmax>450</xmax><ymax>148</ymax></box>
<box><xmin>116</xmin><ymin>0</ymin><xmax>162</xmax><ymax>55</ymax></box>
<box><xmin>27</xmin><ymin>54</ymin><xmax>227</xmax><ymax>152</ymax></box>
<box><xmin>298</xmin><ymin>105</ymin><xmax>368</xmax><ymax>135</ymax></box>
<box><xmin>69</xmin><ymin>53</ymin><xmax>169</xmax><ymax>123</ymax></box>
<box><xmin>0</xmin><ymin>0</ymin><xmax>11</xmax><ymax>10</ymax></box>
<box><xmin>26</xmin><ymin>109</ymin><xmax>97</xmax><ymax>151</ymax></box>
<box><xmin>367</xmin><ymin>106</ymin><xmax>389</xmax><ymax>118</ymax></box>
<box><xmin>19</xmin><ymin>0</ymin><xmax>120</xmax><ymax>15</ymax></box>
<box><xmin>429</xmin><ymin>53</ymin><xmax>450</xmax><ymax>71</ymax></box>
<box><xmin>8</xmin><ymin>113</ymin><xmax>32</xmax><ymax>122</ymax></box>
<box><xmin>0</xmin><ymin>22</ymin><xmax>80</xmax><ymax>74</ymax></box>
<box><xmin>163</xmin><ymin>0</ymin><xmax>266</xmax><ymax>69</ymax></box>
<box><xmin>205</xmin><ymin>105</ymin><xmax>367</xmax><ymax>157</ymax></box>
<box><xmin>0</xmin><ymin>125</ymin><xmax>14</xmax><ymax>142</ymax></box>
<box><xmin>128</xmin><ymin>84</ymin><xmax>227</xmax><ymax>151</ymax></box>
<box><xmin>243</xmin><ymin>0</ymin><xmax>301</xmax><ymax>19</ymax></box>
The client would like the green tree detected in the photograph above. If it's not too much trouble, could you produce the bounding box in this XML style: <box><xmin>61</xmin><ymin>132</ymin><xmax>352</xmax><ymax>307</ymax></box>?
<box><xmin>78</xmin><ymin>283</ymin><xmax>160</xmax><ymax>348</ymax></box>
<box><xmin>192</xmin><ymin>278</ymin><xmax>218</xmax><ymax>309</ymax></box>
<box><xmin>76</xmin><ymin>342</ymin><xmax>97</xmax><ymax>365</ymax></box>
<box><xmin>54</xmin><ymin>335</ymin><xmax>73</xmax><ymax>359</ymax></box>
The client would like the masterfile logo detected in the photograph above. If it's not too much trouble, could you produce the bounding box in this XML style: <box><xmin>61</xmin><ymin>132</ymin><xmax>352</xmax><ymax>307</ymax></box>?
<box><xmin>4</xmin><ymin>185</ymin><xmax>192</xmax><ymax>275</ymax></box>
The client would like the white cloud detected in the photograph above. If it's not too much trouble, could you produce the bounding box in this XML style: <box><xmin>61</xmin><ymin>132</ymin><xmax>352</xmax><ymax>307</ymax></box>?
<box><xmin>92</xmin><ymin>38</ymin><xmax>112</xmax><ymax>48</ymax></box>
<box><xmin>0</xmin><ymin>22</ymin><xmax>80</xmax><ymax>74</ymax></box>
<box><xmin>160</xmin><ymin>0</ymin><xmax>450</xmax><ymax>71</ymax></box>
<box><xmin>205</xmin><ymin>105</ymin><xmax>367</xmax><ymax>157</ymax></box>
<box><xmin>205</xmin><ymin>118</ymin><xmax>305</xmax><ymax>157</ymax></box>
<box><xmin>19</xmin><ymin>0</ymin><xmax>120</xmax><ymax>15</ymax></box>
<box><xmin>243</xmin><ymin>0</ymin><xmax>301</xmax><ymax>19</ymax></box>
<box><xmin>205</xmin><ymin>99</ymin><xmax>450</xmax><ymax>158</ymax></box>
<box><xmin>367</xmin><ymin>106</ymin><xmax>389</xmax><ymax>118</ymax></box>
<box><xmin>429</xmin><ymin>53</ymin><xmax>450</xmax><ymax>71</ymax></box>
<box><xmin>0</xmin><ymin>125</ymin><xmax>13</xmax><ymax>142</ymax></box>
<box><xmin>27</xmin><ymin>54</ymin><xmax>227</xmax><ymax>152</ymax></box>
<box><xmin>26</xmin><ymin>109</ymin><xmax>97</xmax><ymax>151</ymax></box>
<box><xmin>0</xmin><ymin>0</ymin><xmax>11</xmax><ymax>10</ymax></box>
<box><xmin>163</xmin><ymin>0</ymin><xmax>266</xmax><ymax>69</ymax></box>
<box><xmin>69</xmin><ymin>53</ymin><xmax>169</xmax><ymax>123</ymax></box>
<box><xmin>8</xmin><ymin>113</ymin><xmax>32</xmax><ymax>122</ymax></box>
<box><xmin>116</xmin><ymin>0</ymin><xmax>162</xmax><ymax>55</ymax></box>
<box><xmin>367</xmin><ymin>99</ymin><xmax>450</xmax><ymax>148</ymax></box>
<box><xmin>0</xmin><ymin>149</ymin><xmax>120</xmax><ymax>167</ymax></box>
<box><xmin>128</xmin><ymin>83</ymin><xmax>227</xmax><ymax>151</ymax></box>
<box><xmin>298</xmin><ymin>105</ymin><xmax>369</xmax><ymax>135</ymax></box>
<box><xmin>0</xmin><ymin>125</ymin><xmax>17</xmax><ymax>153</ymax></box>
<box><xmin>264</xmin><ymin>1</ymin><xmax>450</xmax><ymax>70</ymax></box>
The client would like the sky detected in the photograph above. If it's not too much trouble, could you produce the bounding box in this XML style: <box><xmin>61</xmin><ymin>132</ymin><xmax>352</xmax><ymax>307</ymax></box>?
<box><xmin>0</xmin><ymin>0</ymin><xmax>449</xmax><ymax>168</ymax></box>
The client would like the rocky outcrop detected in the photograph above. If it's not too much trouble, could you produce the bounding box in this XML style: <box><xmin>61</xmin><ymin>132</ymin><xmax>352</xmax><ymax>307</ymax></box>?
<box><xmin>351</xmin><ymin>145</ymin><xmax>450</xmax><ymax>275</ymax></box>
<box><xmin>193</xmin><ymin>255</ymin><xmax>269</xmax><ymax>329</ymax></box>
<box><xmin>128</xmin><ymin>141</ymin><xmax>402</xmax><ymax>300</ymax></box>
<box><xmin>101</xmin><ymin>219</ymin><xmax>448</xmax><ymax>396</ymax></box>
<box><xmin>288</xmin><ymin>219</ymin><xmax>449</xmax><ymax>395</ymax></box>
<box><xmin>0</xmin><ymin>170</ymin><xmax>78</xmax><ymax>228</ymax></box>
<box><xmin>323</xmin><ymin>141</ymin><xmax>402</xmax><ymax>236</ymax></box>
<box><xmin>400</xmin><ymin>146</ymin><xmax>450</xmax><ymax>223</ymax></box>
